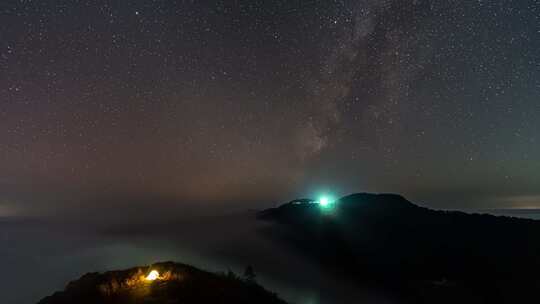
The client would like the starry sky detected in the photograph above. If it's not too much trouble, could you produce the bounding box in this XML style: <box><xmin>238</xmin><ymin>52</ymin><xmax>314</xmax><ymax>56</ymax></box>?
<box><xmin>1</xmin><ymin>0</ymin><xmax>539</xmax><ymax>216</ymax></box>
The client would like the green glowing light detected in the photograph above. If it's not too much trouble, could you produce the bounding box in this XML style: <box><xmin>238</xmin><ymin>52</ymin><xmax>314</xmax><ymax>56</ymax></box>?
<box><xmin>319</xmin><ymin>197</ymin><xmax>330</xmax><ymax>206</ymax></box>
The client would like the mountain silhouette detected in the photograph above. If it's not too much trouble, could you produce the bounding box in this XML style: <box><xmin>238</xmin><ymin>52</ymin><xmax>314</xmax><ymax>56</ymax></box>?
<box><xmin>258</xmin><ymin>193</ymin><xmax>540</xmax><ymax>303</ymax></box>
<box><xmin>38</xmin><ymin>261</ymin><xmax>286</xmax><ymax>304</ymax></box>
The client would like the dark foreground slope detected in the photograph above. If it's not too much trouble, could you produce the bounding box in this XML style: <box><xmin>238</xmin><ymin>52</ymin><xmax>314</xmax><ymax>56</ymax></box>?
<box><xmin>38</xmin><ymin>261</ymin><xmax>286</xmax><ymax>304</ymax></box>
<box><xmin>258</xmin><ymin>193</ymin><xmax>540</xmax><ymax>304</ymax></box>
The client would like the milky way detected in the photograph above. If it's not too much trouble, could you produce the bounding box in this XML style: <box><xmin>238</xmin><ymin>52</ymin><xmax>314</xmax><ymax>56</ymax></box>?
<box><xmin>1</xmin><ymin>0</ymin><xmax>539</xmax><ymax>215</ymax></box>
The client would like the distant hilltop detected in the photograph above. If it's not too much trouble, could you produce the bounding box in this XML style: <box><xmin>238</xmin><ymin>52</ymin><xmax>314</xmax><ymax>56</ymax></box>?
<box><xmin>258</xmin><ymin>192</ymin><xmax>420</xmax><ymax>220</ymax></box>
<box><xmin>38</xmin><ymin>261</ymin><xmax>287</xmax><ymax>304</ymax></box>
<box><xmin>257</xmin><ymin>192</ymin><xmax>540</xmax><ymax>304</ymax></box>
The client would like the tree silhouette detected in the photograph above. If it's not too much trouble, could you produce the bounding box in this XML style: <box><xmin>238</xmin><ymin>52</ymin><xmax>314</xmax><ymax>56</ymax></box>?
<box><xmin>243</xmin><ymin>265</ymin><xmax>256</xmax><ymax>283</ymax></box>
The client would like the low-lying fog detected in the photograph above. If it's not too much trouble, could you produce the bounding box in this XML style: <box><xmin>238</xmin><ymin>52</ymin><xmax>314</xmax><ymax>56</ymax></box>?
<box><xmin>0</xmin><ymin>210</ymin><xmax>387</xmax><ymax>304</ymax></box>
<box><xmin>2</xmin><ymin>208</ymin><xmax>538</xmax><ymax>304</ymax></box>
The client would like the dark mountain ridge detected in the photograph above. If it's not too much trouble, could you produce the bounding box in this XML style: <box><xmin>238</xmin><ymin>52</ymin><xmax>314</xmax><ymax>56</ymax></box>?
<box><xmin>258</xmin><ymin>192</ymin><xmax>540</xmax><ymax>303</ymax></box>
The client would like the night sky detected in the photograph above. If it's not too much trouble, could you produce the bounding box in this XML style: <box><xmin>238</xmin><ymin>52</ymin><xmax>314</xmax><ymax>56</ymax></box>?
<box><xmin>1</xmin><ymin>0</ymin><xmax>539</xmax><ymax>216</ymax></box>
